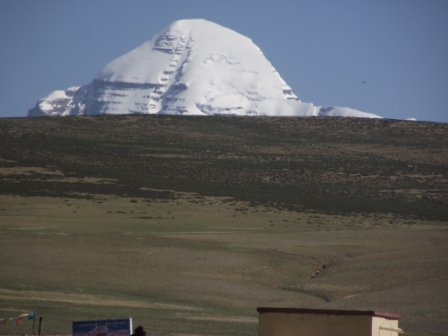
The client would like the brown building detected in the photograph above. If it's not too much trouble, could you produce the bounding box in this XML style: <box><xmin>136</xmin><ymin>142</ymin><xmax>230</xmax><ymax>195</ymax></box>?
<box><xmin>257</xmin><ymin>308</ymin><xmax>403</xmax><ymax>336</ymax></box>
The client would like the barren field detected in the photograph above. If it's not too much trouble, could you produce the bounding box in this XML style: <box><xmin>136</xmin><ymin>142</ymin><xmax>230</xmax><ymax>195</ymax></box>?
<box><xmin>0</xmin><ymin>115</ymin><xmax>447</xmax><ymax>336</ymax></box>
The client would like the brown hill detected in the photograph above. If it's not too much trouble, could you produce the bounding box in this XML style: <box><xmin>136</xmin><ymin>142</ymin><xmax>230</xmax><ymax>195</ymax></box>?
<box><xmin>0</xmin><ymin>115</ymin><xmax>447</xmax><ymax>336</ymax></box>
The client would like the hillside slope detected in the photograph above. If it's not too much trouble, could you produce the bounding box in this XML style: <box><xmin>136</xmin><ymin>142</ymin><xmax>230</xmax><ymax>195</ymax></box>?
<box><xmin>1</xmin><ymin>115</ymin><xmax>446</xmax><ymax>219</ymax></box>
<box><xmin>0</xmin><ymin>115</ymin><xmax>447</xmax><ymax>336</ymax></box>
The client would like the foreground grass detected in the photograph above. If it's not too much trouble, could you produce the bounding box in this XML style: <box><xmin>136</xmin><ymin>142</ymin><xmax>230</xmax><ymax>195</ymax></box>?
<box><xmin>1</xmin><ymin>194</ymin><xmax>447</xmax><ymax>336</ymax></box>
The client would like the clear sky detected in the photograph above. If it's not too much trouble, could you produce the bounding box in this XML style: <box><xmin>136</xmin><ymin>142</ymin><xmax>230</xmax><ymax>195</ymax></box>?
<box><xmin>1</xmin><ymin>0</ymin><xmax>447</xmax><ymax>122</ymax></box>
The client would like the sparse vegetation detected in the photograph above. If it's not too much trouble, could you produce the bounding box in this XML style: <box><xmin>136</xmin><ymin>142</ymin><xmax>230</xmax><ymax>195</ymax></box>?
<box><xmin>0</xmin><ymin>115</ymin><xmax>447</xmax><ymax>336</ymax></box>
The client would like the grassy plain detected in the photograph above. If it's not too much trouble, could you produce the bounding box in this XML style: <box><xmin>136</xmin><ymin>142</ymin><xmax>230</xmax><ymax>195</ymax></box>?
<box><xmin>0</xmin><ymin>115</ymin><xmax>447</xmax><ymax>336</ymax></box>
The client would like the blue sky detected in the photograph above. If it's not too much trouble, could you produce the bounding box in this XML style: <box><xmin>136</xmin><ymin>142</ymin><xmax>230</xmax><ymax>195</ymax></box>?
<box><xmin>1</xmin><ymin>0</ymin><xmax>447</xmax><ymax>122</ymax></box>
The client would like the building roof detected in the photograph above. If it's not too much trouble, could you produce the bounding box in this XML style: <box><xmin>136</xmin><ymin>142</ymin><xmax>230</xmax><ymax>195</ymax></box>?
<box><xmin>256</xmin><ymin>308</ymin><xmax>400</xmax><ymax>320</ymax></box>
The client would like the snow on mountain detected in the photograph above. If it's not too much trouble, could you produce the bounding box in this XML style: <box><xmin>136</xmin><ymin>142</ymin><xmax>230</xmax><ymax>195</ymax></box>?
<box><xmin>28</xmin><ymin>19</ymin><xmax>381</xmax><ymax>118</ymax></box>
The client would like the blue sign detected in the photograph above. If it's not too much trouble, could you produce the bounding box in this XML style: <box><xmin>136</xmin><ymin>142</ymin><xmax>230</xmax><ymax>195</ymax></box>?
<box><xmin>73</xmin><ymin>318</ymin><xmax>132</xmax><ymax>336</ymax></box>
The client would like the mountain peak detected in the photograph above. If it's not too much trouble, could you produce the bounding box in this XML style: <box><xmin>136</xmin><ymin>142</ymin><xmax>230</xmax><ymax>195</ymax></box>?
<box><xmin>28</xmin><ymin>19</ymin><xmax>380</xmax><ymax>118</ymax></box>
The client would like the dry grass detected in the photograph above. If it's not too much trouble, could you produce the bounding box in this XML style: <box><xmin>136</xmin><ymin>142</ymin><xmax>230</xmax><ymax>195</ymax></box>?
<box><xmin>0</xmin><ymin>194</ymin><xmax>447</xmax><ymax>336</ymax></box>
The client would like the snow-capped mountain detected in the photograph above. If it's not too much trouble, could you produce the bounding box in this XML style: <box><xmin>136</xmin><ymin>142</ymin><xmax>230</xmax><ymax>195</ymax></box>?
<box><xmin>28</xmin><ymin>19</ymin><xmax>380</xmax><ymax>118</ymax></box>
